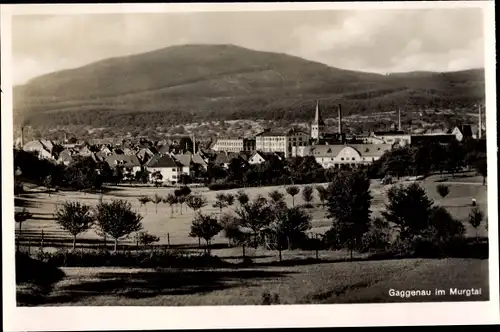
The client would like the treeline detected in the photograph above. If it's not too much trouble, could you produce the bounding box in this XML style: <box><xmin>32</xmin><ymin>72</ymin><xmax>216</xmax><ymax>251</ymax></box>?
<box><xmin>14</xmin><ymin>149</ymin><xmax>121</xmax><ymax>193</ymax></box>
<box><xmin>205</xmin><ymin>155</ymin><xmax>330</xmax><ymax>190</ymax></box>
<box><xmin>368</xmin><ymin>139</ymin><xmax>487</xmax><ymax>182</ymax></box>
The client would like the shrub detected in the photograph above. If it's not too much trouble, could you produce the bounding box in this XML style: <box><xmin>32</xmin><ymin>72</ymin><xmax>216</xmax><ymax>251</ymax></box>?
<box><xmin>261</xmin><ymin>291</ymin><xmax>280</xmax><ymax>305</ymax></box>
<box><xmin>208</xmin><ymin>182</ymin><xmax>241</xmax><ymax>191</ymax></box>
<box><xmin>34</xmin><ymin>248</ymin><xmax>229</xmax><ymax>268</ymax></box>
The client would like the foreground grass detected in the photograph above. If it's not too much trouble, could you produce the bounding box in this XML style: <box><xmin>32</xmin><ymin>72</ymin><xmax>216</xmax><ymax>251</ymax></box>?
<box><xmin>18</xmin><ymin>258</ymin><xmax>488</xmax><ymax>306</ymax></box>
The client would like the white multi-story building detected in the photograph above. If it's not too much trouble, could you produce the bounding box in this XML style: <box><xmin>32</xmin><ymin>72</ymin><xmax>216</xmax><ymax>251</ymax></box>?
<box><xmin>211</xmin><ymin>137</ymin><xmax>256</xmax><ymax>153</ymax></box>
<box><xmin>255</xmin><ymin>128</ymin><xmax>310</xmax><ymax>158</ymax></box>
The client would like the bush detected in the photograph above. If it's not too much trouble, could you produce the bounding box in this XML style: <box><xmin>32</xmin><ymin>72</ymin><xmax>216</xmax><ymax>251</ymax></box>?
<box><xmin>261</xmin><ymin>291</ymin><xmax>280</xmax><ymax>305</ymax></box>
<box><xmin>208</xmin><ymin>182</ymin><xmax>242</xmax><ymax>191</ymax></box>
<box><xmin>34</xmin><ymin>248</ymin><xmax>229</xmax><ymax>268</ymax></box>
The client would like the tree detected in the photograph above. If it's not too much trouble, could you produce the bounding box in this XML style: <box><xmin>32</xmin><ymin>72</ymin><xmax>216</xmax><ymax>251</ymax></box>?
<box><xmin>271</xmin><ymin>205</ymin><xmax>312</xmax><ymax>260</ymax></box>
<box><xmin>286</xmin><ymin>186</ymin><xmax>300</xmax><ymax>206</ymax></box>
<box><xmin>382</xmin><ymin>183</ymin><xmax>434</xmax><ymax>240</ymax></box>
<box><xmin>468</xmin><ymin>207</ymin><xmax>484</xmax><ymax>240</ymax></box>
<box><xmin>95</xmin><ymin>199</ymin><xmax>143</xmax><ymax>252</ymax></box>
<box><xmin>475</xmin><ymin>156</ymin><xmax>487</xmax><ymax>185</ymax></box>
<box><xmin>43</xmin><ymin>175</ymin><xmax>53</xmax><ymax>197</ymax></box>
<box><xmin>54</xmin><ymin>201</ymin><xmax>94</xmax><ymax>249</ymax></box>
<box><xmin>436</xmin><ymin>184</ymin><xmax>450</xmax><ymax>200</ymax></box>
<box><xmin>302</xmin><ymin>185</ymin><xmax>314</xmax><ymax>207</ymax></box>
<box><xmin>177</xmin><ymin>196</ymin><xmax>186</xmax><ymax>215</ymax></box>
<box><xmin>135</xmin><ymin>170</ymin><xmax>149</xmax><ymax>184</ymax></box>
<box><xmin>163</xmin><ymin>193</ymin><xmax>177</xmax><ymax>218</ymax></box>
<box><xmin>152</xmin><ymin>193</ymin><xmax>163</xmax><ymax>213</ymax></box>
<box><xmin>236</xmin><ymin>189</ymin><xmax>249</xmax><ymax>206</ymax></box>
<box><xmin>268</xmin><ymin>190</ymin><xmax>285</xmax><ymax>204</ymax></box>
<box><xmin>15</xmin><ymin>208</ymin><xmax>33</xmax><ymax>249</ymax></box>
<box><xmin>325</xmin><ymin>170</ymin><xmax>372</xmax><ymax>260</ymax></box>
<box><xmin>213</xmin><ymin>193</ymin><xmax>230</xmax><ymax>213</ymax></box>
<box><xmin>235</xmin><ymin>197</ymin><xmax>273</xmax><ymax>248</ymax></box>
<box><xmin>138</xmin><ymin>196</ymin><xmax>150</xmax><ymax>214</ymax></box>
<box><xmin>189</xmin><ymin>213</ymin><xmax>222</xmax><ymax>255</ymax></box>
<box><xmin>224</xmin><ymin>193</ymin><xmax>235</xmax><ymax>207</ymax></box>
<box><xmin>135</xmin><ymin>231</ymin><xmax>160</xmax><ymax>249</ymax></box>
<box><xmin>315</xmin><ymin>185</ymin><xmax>328</xmax><ymax>206</ymax></box>
<box><xmin>429</xmin><ymin>206</ymin><xmax>465</xmax><ymax>242</ymax></box>
<box><xmin>219</xmin><ymin>213</ymin><xmax>250</xmax><ymax>259</ymax></box>
<box><xmin>185</xmin><ymin>193</ymin><xmax>208</xmax><ymax>215</ymax></box>
<box><xmin>151</xmin><ymin>171</ymin><xmax>163</xmax><ymax>187</ymax></box>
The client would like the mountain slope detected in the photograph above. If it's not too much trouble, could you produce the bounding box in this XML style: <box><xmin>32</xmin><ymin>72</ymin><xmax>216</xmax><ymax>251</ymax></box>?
<box><xmin>13</xmin><ymin>44</ymin><xmax>485</xmax><ymax>127</ymax></box>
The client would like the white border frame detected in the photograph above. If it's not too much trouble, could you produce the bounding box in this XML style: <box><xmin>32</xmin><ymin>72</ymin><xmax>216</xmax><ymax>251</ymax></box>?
<box><xmin>2</xmin><ymin>2</ymin><xmax>498</xmax><ymax>330</ymax></box>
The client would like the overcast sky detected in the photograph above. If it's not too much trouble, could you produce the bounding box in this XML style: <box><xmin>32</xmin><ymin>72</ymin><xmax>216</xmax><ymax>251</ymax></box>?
<box><xmin>12</xmin><ymin>8</ymin><xmax>484</xmax><ymax>85</ymax></box>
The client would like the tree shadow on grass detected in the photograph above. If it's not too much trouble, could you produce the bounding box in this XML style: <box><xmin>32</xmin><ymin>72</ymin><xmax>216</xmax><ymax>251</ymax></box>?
<box><xmin>41</xmin><ymin>269</ymin><xmax>294</xmax><ymax>305</ymax></box>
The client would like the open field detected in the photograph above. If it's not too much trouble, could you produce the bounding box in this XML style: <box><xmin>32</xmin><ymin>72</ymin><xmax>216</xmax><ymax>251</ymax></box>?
<box><xmin>14</xmin><ymin>174</ymin><xmax>490</xmax><ymax>306</ymax></box>
<box><xmin>17</xmin><ymin>258</ymin><xmax>488</xmax><ymax>306</ymax></box>
<box><xmin>15</xmin><ymin>174</ymin><xmax>489</xmax><ymax>253</ymax></box>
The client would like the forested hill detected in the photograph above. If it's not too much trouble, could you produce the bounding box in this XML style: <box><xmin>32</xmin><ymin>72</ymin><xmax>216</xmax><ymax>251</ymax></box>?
<box><xmin>13</xmin><ymin>44</ymin><xmax>485</xmax><ymax>128</ymax></box>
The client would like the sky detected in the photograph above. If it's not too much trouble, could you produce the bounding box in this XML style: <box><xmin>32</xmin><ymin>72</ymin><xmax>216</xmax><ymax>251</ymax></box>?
<box><xmin>11</xmin><ymin>7</ymin><xmax>485</xmax><ymax>85</ymax></box>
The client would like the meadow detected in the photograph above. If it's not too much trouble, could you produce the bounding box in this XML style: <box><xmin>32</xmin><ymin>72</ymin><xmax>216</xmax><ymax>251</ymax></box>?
<box><xmin>15</xmin><ymin>174</ymin><xmax>489</xmax><ymax>306</ymax></box>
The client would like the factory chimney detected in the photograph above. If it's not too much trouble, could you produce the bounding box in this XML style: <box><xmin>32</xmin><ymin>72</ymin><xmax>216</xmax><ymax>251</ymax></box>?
<box><xmin>192</xmin><ymin>135</ymin><xmax>196</xmax><ymax>153</ymax></box>
<box><xmin>338</xmin><ymin>104</ymin><xmax>342</xmax><ymax>134</ymax></box>
<box><xmin>21</xmin><ymin>126</ymin><xmax>25</xmax><ymax>148</ymax></box>
<box><xmin>398</xmin><ymin>108</ymin><xmax>402</xmax><ymax>131</ymax></box>
<box><xmin>478</xmin><ymin>104</ymin><xmax>482</xmax><ymax>139</ymax></box>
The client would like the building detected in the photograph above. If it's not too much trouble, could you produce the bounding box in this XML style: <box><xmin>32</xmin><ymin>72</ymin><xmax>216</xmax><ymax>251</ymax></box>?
<box><xmin>212</xmin><ymin>137</ymin><xmax>244</xmax><ymax>153</ymax></box>
<box><xmin>105</xmin><ymin>154</ymin><xmax>142</xmax><ymax>174</ymax></box>
<box><xmin>255</xmin><ymin>128</ymin><xmax>310</xmax><ymax>158</ymax></box>
<box><xmin>248</xmin><ymin>151</ymin><xmax>284</xmax><ymax>165</ymax></box>
<box><xmin>311</xmin><ymin>101</ymin><xmax>326</xmax><ymax>140</ymax></box>
<box><xmin>145</xmin><ymin>154</ymin><xmax>183</xmax><ymax>183</ymax></box>
<box><xmin>449</xmin><ymin>125</ymin><xmax>480</xmax><ymax>141</ymax></box>
<box><xmin>410</xmin><ymin>134</ymin><xmax>457</xmax><ymax>146</ymax></box>
<box><xmin>23</xmin><ymin>140</ymin><xmax>54</xmax><ymax>160</ymax></box>
<box><xmin>243</xmin><ymin>138</ymin><xmax>256</xmax><ymax>152</ymax></box>
<box><xmin>173</xmin><ymin>154</ymin><xmax>193</xmax><ymax>177</ymax></box>
<box><xmin>295</xmin><ymin>144</ymin><xmax>391</xmax><ymax>169</ymax></box>
<box><xmin>371</xmin><ymin>131</ymin><xmax>411</xmax><ymax>147</ymax></box>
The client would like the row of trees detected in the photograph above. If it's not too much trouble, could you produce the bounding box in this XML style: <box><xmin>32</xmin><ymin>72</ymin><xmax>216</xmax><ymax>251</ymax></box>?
<box><xmin>323</xmin><ymin>169</ymin><xmax>486</xmax><ymax>259</ymax></box>
<box><xmin>369</xmin><ymin>139</ymin><xmax>487</xmax><ymax>183</ymax></box>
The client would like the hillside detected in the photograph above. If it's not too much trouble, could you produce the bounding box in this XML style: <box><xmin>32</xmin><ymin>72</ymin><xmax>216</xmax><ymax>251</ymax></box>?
<box><xmin>13</xmin><ymin>44</ymin><xmax>485</xmax><ymax>129</ymax></box>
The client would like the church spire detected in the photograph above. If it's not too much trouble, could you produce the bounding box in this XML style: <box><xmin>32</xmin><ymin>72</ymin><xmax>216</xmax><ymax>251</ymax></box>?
<box><xmin>314</xmin><ymin>100</ymin><xmax>325</xmax><ymax>126</ymax></box>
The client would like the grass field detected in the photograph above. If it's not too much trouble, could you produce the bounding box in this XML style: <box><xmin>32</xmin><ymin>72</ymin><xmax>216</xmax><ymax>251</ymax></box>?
<box><xmin>18</xmin><ymin>258</ymin><xmax>488</xmax><ymax>306</ymax></box>
<box><xmin>15</xmin><ymin>174</ymin><xmax>490</xmax><ymax>306</ymax></box>
<box><xmin>16</xmin><ymin>174</ymin><xmax>489</xmax><ymax>251</ymax></box>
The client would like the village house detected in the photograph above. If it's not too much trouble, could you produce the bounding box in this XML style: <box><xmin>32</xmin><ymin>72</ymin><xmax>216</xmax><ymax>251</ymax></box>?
<box><xmin>145</xmin><ymin>154</ymin><xmax>183</xmax><ymax>183</ymax></box>
<box><xmin>248</xmin><ymin>151</ymin><xmax>284</xmax><ymax>165</ymax></box>
<box><xmin>23</xmin><ymin>140</ymin><xmax>55</xmax><ymax>160</ymax></box>
<box><xmin>105</xmin><ymin>154</ymin><xmax>142</xmax><ymax>175</ymax></box>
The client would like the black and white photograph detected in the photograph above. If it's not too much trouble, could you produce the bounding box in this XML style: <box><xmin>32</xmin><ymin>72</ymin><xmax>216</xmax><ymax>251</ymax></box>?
<box><xmin>2</xmin><ymin>2</ymin><xmax>498</xmax><ymax>330</ymax></box>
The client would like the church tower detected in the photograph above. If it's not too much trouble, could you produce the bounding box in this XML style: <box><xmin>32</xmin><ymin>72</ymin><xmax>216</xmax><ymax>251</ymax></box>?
<box><xmin>311</xmin><ymin>101</ymin><xmax>325</xmax><ymax>140</ymax></box>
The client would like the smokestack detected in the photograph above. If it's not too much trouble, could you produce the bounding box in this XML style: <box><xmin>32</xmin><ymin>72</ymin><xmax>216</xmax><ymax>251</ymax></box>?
<box><xmin>21</xmin><ymin>126</ymin><xmax>24</xmax><ymax>148</ymax></box>
<box><xmin>193</xmin><ymin>135</ymin><xmax>196</xmax><ymax>153</ymax></box>
<box><xmin>398</xmin><ymin>108</ymin><xmax>402</xmax><ymax>131</ymax></box>
<box><xmin>478</xmin><ymin>104</ymin><xmax>482</xmax><ymax>139</ymax></box>
<box><xmin>338</xmin><ymin>104</ymin><xmax>342</xmax><ymax>134</ymax></box>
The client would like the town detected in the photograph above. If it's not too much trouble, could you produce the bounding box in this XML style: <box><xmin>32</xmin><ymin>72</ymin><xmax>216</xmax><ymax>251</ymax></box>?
<box><xmin>17</xmin><ymin>102</ymin><xmax>485</xmax><ymax>186</ymax></box>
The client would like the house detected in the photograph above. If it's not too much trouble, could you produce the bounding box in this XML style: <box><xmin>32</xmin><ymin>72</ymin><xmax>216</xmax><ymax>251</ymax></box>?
<box><xmin>78</xmin><ymin>145</ymin><xmax>94</xmax><ymax>157</ymax></box>
<box><xmin>157</xmin><ymin>144</ymin><xmax>171</xmax><ymax>155</ymax></box>
<box><xmin>145</xmin><ymin>154</ymin><xmax>183</xmax><ymax>183</ymax></box>
<box><xmin>23</xmin><ymin>140</ymin><xmax>54</xmax><ymax>159</ymax></box>
<box><xmin>105</xmin><ymin>154</ymin><xmax>142</xmax><ymax>174</ymax></box>
<box><xmin>137</xmin><ymin>147</ymin><xmax>157</xmax><ymax>165</ymax></box>
<box><xmin>248</xmin><ymin>151</ymin><xmax>284</xmax><ymax>165</ymax></box>
<box><xmin>192</xmin><ymin>153</ymin><xmax>209</xmax><ymax>170</ymax></box>
<box><xmin>449</xmin><ymin>125</ymin><xmax>482</xmax><ymax>141</ymax></box>
<box><xmin>173</xmin><ymin>154</ymin><xmax>192</xmax><ymax>176</ymax></box>
<box><xmin>57</xmin><ymin>149</ymin><xmax>74</xmax><ymax>166</ymax></box>
<box><xmin>371</xmin><ymin>131</ymin><xmax>411</xmax><ymax>147</ymax></box>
